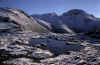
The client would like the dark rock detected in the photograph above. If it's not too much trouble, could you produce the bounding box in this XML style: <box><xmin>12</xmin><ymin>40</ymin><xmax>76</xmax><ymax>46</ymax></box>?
<box><xmin>64</xmin><ymin>51</ymin><xmax>71</xmax><ymax>55</ymax></box>
<box><xmin>87</xmin><ymin>56</ymin><xmax>97</xmax><ymax>62</ymax></box>
<box><xmin>74</xmin><ymin>56</ymin><xmax>80</xmax><ymax>60</ymax></box>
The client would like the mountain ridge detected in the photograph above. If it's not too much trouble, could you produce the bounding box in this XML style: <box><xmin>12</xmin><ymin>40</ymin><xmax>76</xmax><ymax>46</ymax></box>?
<box><xmin>32</xmin><ymin>9</ymin><xmax>100</xmax><ymax>33</ymax></box>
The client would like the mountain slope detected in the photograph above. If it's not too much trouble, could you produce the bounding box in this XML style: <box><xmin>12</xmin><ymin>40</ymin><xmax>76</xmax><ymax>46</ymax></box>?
<box><xmin>0</xmin><ymin>8</ymin><xmax>49</xmax><ymax>33</ymax></box>
<box><xmin>32</xmin><ymin>13</ymin><xmax>73</xmax><ymax>33</ymax></box>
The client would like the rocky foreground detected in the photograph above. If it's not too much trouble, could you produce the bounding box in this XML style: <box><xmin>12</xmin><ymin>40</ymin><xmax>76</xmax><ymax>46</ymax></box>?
<box><xmin>0</xmin><ymin>32</ymin><xmax>100</xmax><ymax>65</ymax></box>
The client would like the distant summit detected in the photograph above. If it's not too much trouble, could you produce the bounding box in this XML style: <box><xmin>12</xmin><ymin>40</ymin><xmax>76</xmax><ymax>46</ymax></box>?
<box><xmin>63</xmin><ymin>9</ymin><xmax>87</xmax><ymax>16</ymax></box>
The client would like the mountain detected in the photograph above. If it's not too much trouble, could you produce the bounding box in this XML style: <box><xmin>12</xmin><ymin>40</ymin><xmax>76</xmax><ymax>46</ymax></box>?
<box><xmin>0</xmin><ymin>8</ymin><xmax>49</xmax><ymax>33</ymax></box>
<box><xmin>1</xmin><ymin>8</ymin><xmax>100</xmax><ymax>65</ymax></box>
<box><xmin>61</xmin><ymin>9</ymin><xmax>100</xmax><ymax>33</ymax></box>
<box><xmin>32</xmin><ymin>9</ymin><xmax>100</xmax><ymax>33</ymax></box>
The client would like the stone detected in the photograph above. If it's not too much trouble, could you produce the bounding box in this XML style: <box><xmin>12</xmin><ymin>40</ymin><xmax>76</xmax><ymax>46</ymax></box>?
<box><xmin>30</xmin><ymin>48</ymin><xmax>53</xmax><ymax>59</ymax></box>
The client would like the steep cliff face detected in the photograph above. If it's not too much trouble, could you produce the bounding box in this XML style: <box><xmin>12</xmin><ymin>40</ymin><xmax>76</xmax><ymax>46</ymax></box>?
<box><xmin>32</xmin><ymin>9</ymin><xmax>100</xmax><ymax>33</ymax></box>
<box><xmin>0</xmin><ymin>8</ymin><xmax>49</xmax><ymax>33</ymax></box>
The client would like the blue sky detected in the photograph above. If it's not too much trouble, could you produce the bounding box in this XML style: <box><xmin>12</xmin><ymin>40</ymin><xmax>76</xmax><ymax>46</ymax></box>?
<box><xmin>0</xmin><ymin>0</ymin><xmax>100</xmax><ymax>17</ymax></box>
